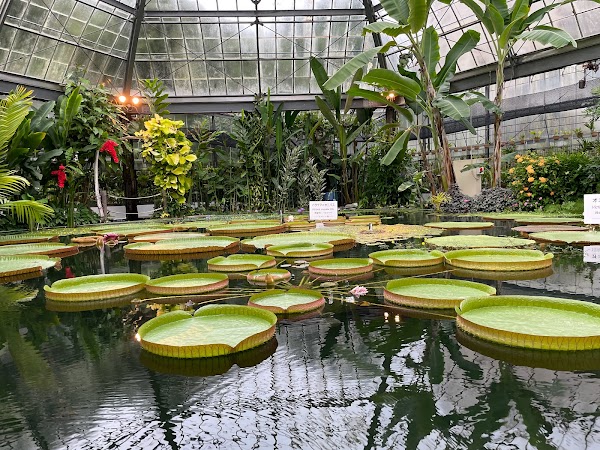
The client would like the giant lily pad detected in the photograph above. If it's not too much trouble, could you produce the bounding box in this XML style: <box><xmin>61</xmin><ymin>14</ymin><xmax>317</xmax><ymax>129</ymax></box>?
<box><xmin>527</xmin><ymin>231</ymin><xmax>600</xmax><ymax>245</ymax></box>
<box><xmin>0</xmin><ymin>243</ymin><xmax>79</xmax><ymax>257</ymax></box>
<box><xmin>131</xmin><ymin>232</ymin><xmax>207</xmax><ymax>243</ymax></box>
<box><xmin>456</xmin><ymin>295</ymin><xmax>600</xmax><ymax>350</ymax></box>
<box><xmin>0</xmin><ymin>255</ymin><xmax>60</xmax><ymax>279</ymax></box>
<box><xmin>247</xmin><ymin>268</ymin><xmax>291</xmax><ymax>285</ymax></box>
<box><xmin>347</xmin><ymin>215</ymin><xmax>381</xmax><ymax>225</ymax></box>
<box><xmin>124</xmin><ymin>237</ymin><xmax>240</xmax><ymax>256</ymax></box>
<box><xmin>369</xmin><ymin>249</ymin><xmax>445</xmax><ymax>267</ymax></box>
<box><xmin>425</xmin><ymin>235</ymin><xmax>535</xmax><ymax>249</ymax></box>
<box><xmin>0</xmin><ymin>233</ymin><xmax>59</xmax><ymax>246</ymax></box>
<box><xmin>241</xmin><ymin>231</ymin><xmax>355</xmax><ymax>252</ymax></box>
<box><xmin>146</xmin><ymin>273</ymin><xmax>229</xmax><ymax>295</ymax></box>
<box><xmin>314</xmin><ymin>224</ymin><xmax>442</xmax><ymax>245</ymax></box>
<box><xmin>444</xmin><ymin>248</ymin><xmax>553</xmax><ymax>271</ymax></box>
<box><xmin>207</xmin><ymin>254</ymin><xmax>276</xmax><ymax>272</ymax></box>
<box><xmin>207</xmin><ymin>222</ymin><xmax>285</xmax><ymax>237</ymax></box>
<box><xmin>512</xmin><ymin>225</ymin><xmax>588</xmax><ymax>237</ymax></box>
<box><xmin>308</xmin><ymin>258</ymin><xmax>373</xmax><ymax>276</ymax></box>
<box><xmin>44</xmin><ymin>273</ymin><xmax>150</xmax><ymax>301</ymax></box>
<box><xmin>170</xmin><ymin>220</ymin><xmax>228</xmax><ymax>231</ymax></box>
<box><xmin>424</xmin><ymin>221</ymin><xmax>494</xmax><ymax>230</ymax></box>
<box><xmin>137</xmin><ymin>304</ymin><xmax>278</xmax><ymax>358</ymax></box>
<box><xmin>266</xmin><ymin>243</ymin><xmax>334</xmax><ymax>258</ymax></box>
<box><xmin>248</xmin><ymin>288</ymin><xmax>325</xmax><ymax>314</ymax></box>
<box><xmin>384</xmin><ymin>278</ymin><xmax>496</xmax><ymax>309</ymax></box>
<box><xmin>286</xmin><ymin>221</ymin><xmax>315</xmax><ymax>231</ymax></box>
<box><xmin>91</xmin><ymin>224</ymin><xmax>172</xmax><ymax>237</ymax></box>
<box><xmin>514</xmin><ymin>217</ymin><xmax>584</xmax><ymax>225</ymax></box>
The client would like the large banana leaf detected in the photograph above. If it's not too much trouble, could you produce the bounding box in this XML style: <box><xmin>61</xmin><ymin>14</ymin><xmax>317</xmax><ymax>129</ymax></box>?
<box><xmin>380</xmin><ymin>0</ymin><xmax>410</xmax><ymax>24</ymax></box>
<box><xmin>435</xmin><ymin>30</ymin><xmax>480</xmax><ymax>88</ymax></box>
<box><xmin>517</xmin><ymin>25</ymin><xmax>577</xmax><ymax>49</ymax></box>
<box><xmin>408</xmin><ymin>0</ymin><xmax>428</xmax><ymax>32</ymax></box>
<box><xmin>361</xmin><ymin>68</ymin><xmax>421</xmax><ymax>100</ymax></box>
<box><xmin>381</xmin><ymin>128</ymin><xmax>412</xmax><ymax>166</ymax></box>
<box><xmin>433</xmin><ymin>95</ymin><xmax>471</xmax><ymax>120</ymax></box>
<box><xmin>323</xmin><ymin>44</ymin><xmax>391</xmax><ymax>91</ymax></box>
<box><xmin>310</xmin><ymin>57</ymin><xmax>340</xmax><ymax>110</ymax></box>
<box><xmin>423</xmin><ymin>27</ymin><xmax>441</xmax><ymax>76</ymax></box>
<box><xmin>346</xmin><ymin>86</ymin><xmax>414</xmax><ymax>122</ymax></box>
<box><xmin>362</xmin><ymin>22</ymin><xmax>410</xmax><ymax>37</ymax></box>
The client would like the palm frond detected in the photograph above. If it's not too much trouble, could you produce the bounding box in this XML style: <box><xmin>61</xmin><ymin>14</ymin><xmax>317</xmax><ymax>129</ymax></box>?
<box><xmin>0</xmin><ymin>199</ymin><xmax>54</xmax><ymax>226</ymax></box>
<box><xmin>0</xmin><ymin>86</ymin><xmax>33</xmax><ymax>155</ymax></box>
<box><xmin>0</xmin><ymin>172</ymin><xmax>30</xmax><ymax>198</ymax></box>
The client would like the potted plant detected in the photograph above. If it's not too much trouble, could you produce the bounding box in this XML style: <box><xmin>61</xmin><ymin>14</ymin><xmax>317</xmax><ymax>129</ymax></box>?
<box><xmin>561</xmin><ymin>129</ymin><xmax>572</xmax><ymax>139</ymax></box>
<box><xmin>552</xmin><ymin>129</ymin><xmax>561</xmax><ymax>140</ymax></box>
<box><xmin>519</xmin><ymin>133</ymin><xmax>526</xmax><ymax>144</ymax></box>
<box><xmin>530</xmin><ymin>130</ymin><xmax>542</xmax><ymax>142</ymax></box>
<box><xmin>585</xmin><ymin>120</ymin><xmax>598</xmax><ymax>137</ymax></box>
<box><xmin>574</xmin><ymin>127</ymin><xmax>584</xmax><ymax>138</ymax></box>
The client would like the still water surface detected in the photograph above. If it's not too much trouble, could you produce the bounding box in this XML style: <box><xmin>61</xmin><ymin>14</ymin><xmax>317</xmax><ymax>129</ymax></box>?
<box><xmin>1</xmin><ymin>214</ymin><xmax>599</xmax><ymax>449</ymax></box>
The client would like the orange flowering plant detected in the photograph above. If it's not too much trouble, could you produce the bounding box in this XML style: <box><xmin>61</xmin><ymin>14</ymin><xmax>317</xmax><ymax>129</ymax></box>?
<box><xmin>505</xmin><ymin>153</ymin><xmax>560</xmax><ymax>209</ymax></box>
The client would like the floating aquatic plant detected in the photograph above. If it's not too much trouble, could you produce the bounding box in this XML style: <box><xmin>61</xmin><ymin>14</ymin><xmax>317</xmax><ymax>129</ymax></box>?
<box><xmin>0</xmin><ymin>255</ymin><xmax>60</xmax><ymax>280</ymax></box>
<box><xmin>131</xmin><ymin>232</ymin><xmax>207</xmax><ymax>243</ymax></box>
<box><xmin>248</xmin><ymin>288</ymin><xmax>325</xmax><ymax>314</ymax></box>
<box><xmin>424</xmin><ymin>221</ymin><xmax>494</xmax><ymax>230</ymax></box>
<box><xmin>368</xmin><ymin>249</ymin><xmax>445</xmax><ymax>267</ymax></box>
<box><xmin>145</xmin><ymin>273</ymin><xmax>229</xmax><ymax>295</ymax></box>
<box><xmin>456</xmin><ymin>295</ymin><xmax>600</xmax><ymax>350</ymax></box>
<box><xmin>44</xmin><ymin>273</ymin><xmax>150</xmax><ymax>301</ymax></box>
<box><xmin>246</xmin><ymin>269</ymin><xmax>292</xmax><ymax>285</ymax></box>
<box><xmin>124</xmin><ymin>237</ymin><xmax>240</xmax><ymax>256</ymax></box>
<box><xmin>444</xmin><ymin>248</ymin><xmax>553</xmax><ymax>271</ymax></box>
<box><xmin>0</xmin><ymin>243</ymin><xmax>79</xmax><ymax>257</ymax></box>
<box><xmin>207</xmin><ymin>254</ymin><xmax>277</xmax><ymax>272</ymax></box>
<box><xmin>241</xmin><ymin>231</ymin><xmax>355</xmax><ymax>252</ymax></box>
<box><xmin>527</xmin><ymin>231</ymin><xmax>600</xmax><ymax>245</ymax></box>
<box><xmin>425</xmin><ymin>235</ymin><xmax>535</xmax><ymax>249</ymax></box>
<box><xmin>266</xmin><ymin>243</ymin><xmax>334</xmax><ymax>258</ymax></box>
<box><xmin>314</xmin><ymin>224</ymin><xmax>442</xmax><ymax>245</ymax></box>
<box><xmin>207</xmin><ymin>222</ymin><xmax>286</xmax><ymax>237</ymax></box>
<box><xmin>308</xmin><ymin>258</ymin><xmax>373</xmax><ymax>276</ymax></box>
<box><xmin>0</xmin><ymin>233</ymin><xmax>59</xmax><ymax>246</ymax></box>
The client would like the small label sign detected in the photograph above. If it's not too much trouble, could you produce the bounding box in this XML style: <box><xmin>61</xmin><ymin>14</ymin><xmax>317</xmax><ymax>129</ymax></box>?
<box><xmin>584</xmin><ymin>245</ymin><xmax>600</xmax><ymax>263</ymax></box>
<box><xmin>309</xmin><ymin>201</ymin><xmax>338</xmax><ymax>221</ymax></box>
<box><xmin>584</xmin><ymin>194</ymin><xmax>600</xmax><ymax>224</ymax></box>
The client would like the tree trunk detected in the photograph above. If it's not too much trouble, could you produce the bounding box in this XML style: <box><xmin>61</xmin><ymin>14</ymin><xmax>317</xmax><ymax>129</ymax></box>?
<box><xmin>432</xmin><ymin>108</ymin><xmax>456</xmax><ymax>189</ymax></box>
<box><xmin>122</xmin><ymin>149</ymin><xmax>139</xmax><ymax>221</ymax></box>
<box><xmin>492</xmin><ymin>69</ymin><xmax>504</xmax><ymax>188</ymax></box>
<box><xmin>94</xmin><ymin>150</ymin><xmax>104</xmax><ymax>222</ymax></box>
<box><xmin>419</xmin><ymin>140</ymin><xmax>437</xmax><ymax>195</ymax></box>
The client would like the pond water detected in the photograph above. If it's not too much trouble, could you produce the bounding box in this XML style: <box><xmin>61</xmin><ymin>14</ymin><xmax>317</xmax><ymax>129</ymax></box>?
<box><xmin>1</xmin><ymin>213</ymin><xmax>599</xmax><ymax>449</ymax></box>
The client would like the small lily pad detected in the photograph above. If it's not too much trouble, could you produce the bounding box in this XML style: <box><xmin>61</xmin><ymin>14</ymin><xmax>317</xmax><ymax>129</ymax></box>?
<box><xmin>308</xmin><ymin>258</ymin><xmax>373</xmax><ymax>276</ymax></box>
<box><xmin>207</xmin><ymin>222</ymin><xmax>285</xmax><ymax>237</ymax></box>
<box><xmin>266</xmin><ymin>243</ymin><xmax>334</xmax><ymax>258</ymax></box>
<box><xmin>246</xmin><ymin>268</ymin><xmax>291</xmax><ymax>285</ymax></box>
<box><xmin>146</xmin><ymin>273</ymin><xmax>229</xmax><ymax>295</ymax></box>
<box><xmin>241</xmin><ymin>231</ymin><xmax>355</xmax><ymax>252</ymax></box>
<box><xmin>207</xmin><ymin>254</ymin><xmax>276</xmax><ymax>272</ymax></box>
<box><xmin>248</xmin><ymin>288</ymin><xmax>325</xmax><ymax>314</ymax></box>
<box><xmin>369</xmin><ymin>249</ymin><xmax>444</xmax><ymax>267</ymax></box>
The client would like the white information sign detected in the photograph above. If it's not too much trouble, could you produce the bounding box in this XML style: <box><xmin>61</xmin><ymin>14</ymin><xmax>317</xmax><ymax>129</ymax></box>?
<box><xmin>584</xmin><ymin>194</ymin><xmax>600</xmax><ymax>224</ymax></box>
<box><xmin>309</xmin><ymin>201</ymin><xmax>338</xmax><ymax>221</ymax></box>
<box><xmin>583</xmin><ymin>245</ymin><xmax>600</xmax><ymax>263</ymax></box>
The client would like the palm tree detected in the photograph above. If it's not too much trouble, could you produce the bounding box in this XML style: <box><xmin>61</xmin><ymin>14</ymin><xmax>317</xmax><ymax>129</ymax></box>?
<box><xmin>0</xmin><ymin>87</ymin><xmax>53</xmax><ymax>228</ymax></box>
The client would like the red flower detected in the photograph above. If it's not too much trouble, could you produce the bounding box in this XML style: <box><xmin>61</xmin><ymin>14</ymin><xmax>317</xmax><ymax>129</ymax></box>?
<box><xmin>100</xmin><ymin>140</ymin><xmax>119</xmax><ymax>163</ymax></box>
<box><xmin>65</xmin><ymin>267</ymin><xmax>75</xmax><ymax>278</ymax></box>
<box><xmin>51</xmin><ymin>165</ymin><xmax>67</xmax><ymax>188</ymax></box>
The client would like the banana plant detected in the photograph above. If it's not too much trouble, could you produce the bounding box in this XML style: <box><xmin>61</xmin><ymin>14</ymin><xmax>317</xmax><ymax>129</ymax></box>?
<box><xmin>322</xmin><ymin>0</ymin><xmax>493</xmax><ymax>191</ymax></box>
<box><xmin>458</xmin><ymin>0</ymin><xmax>578</xmax><ymax>186</ymax></box>
<box><xmin>310</xmin><ymin>57</ymin><xmax>372</xmax><ymax>204</ymax></box>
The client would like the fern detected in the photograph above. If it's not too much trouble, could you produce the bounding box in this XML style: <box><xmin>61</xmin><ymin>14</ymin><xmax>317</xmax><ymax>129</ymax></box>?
<box><xmin>140</xmin><ymin>79</ymin><xmax>170</xmax><ymax>116</ymax></box>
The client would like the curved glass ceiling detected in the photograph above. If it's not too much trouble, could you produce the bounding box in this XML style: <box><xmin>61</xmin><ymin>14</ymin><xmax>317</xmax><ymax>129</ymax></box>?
<box><xmin>0</xmin><ymin>0</ymin><xmax>598</xmax><ymax>99</ymax></box>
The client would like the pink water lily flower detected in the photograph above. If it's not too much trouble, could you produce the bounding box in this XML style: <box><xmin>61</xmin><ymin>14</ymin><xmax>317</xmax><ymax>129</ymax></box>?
<box><xmin>350</xmin><ymin>285</ymin><xmax>368</xmax><ymax>297</ymax></box>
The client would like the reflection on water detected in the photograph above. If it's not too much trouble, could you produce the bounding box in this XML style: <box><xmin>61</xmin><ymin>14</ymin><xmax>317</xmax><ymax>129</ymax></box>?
<box><xmin>0</xmin><ymin>213</ymin><xmax>599</xmax><ymax>449</ymax></box>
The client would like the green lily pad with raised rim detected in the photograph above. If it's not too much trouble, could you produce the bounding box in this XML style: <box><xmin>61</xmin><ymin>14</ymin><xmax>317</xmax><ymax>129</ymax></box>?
<box><xmin>131</xmin><ymin>232</ymin><xmax>207</xmax><ymax>243</ymax></box>
<box><xmin>425</xmin><ymin>235</ymin><xmax>535</xmax><ymax>249</ymax></box>
<box><xmin>248</xmin><ymin>288</ymin><xmax>325</xmax><ymax>314</ymax></box>
<box><xmin>169</xmin><ymin>220</ymin><xmax>228</xmax><ymax>231</ymax></box>
<box><xmin>207</xmin><ymin>222</ymin><xmax>286</xmax><ymax>237</ymax></box>
<box><xmin>0</xmin><ymin>255</ymin><xmax>61</xmax><ymax>279</ymax></box>
<box><xmin>424</xmin><ymin>221</ymin><xmax>494</xmax><ymax>230</ymax></box>
<box><xmin>44</xmin><ymin>273</ymin><xmax>150</xmax><ymax>301</ymax></box>
<box><xmin>246</xmin><ymin>268</ymin><xmax>291</xmax><ymax>285</ymax></box>
<box><xmin>0</xmin><ymin>233</ymin><xmax>59</xmax><ymax>246</ymax></box>
<box><xmin>368</xmin><ymin>249</ymin><xmax>445</xmax><ymax>267</ymax></box>
<box><xmin>266</xmin><ymin>242</ymin><xmax>334</xmax><ymax>258</ymax></box>
<box><xmin>527</xmin><ymin>231</ymin><xmax>600</xmax><ymax>245</ymax></box>
<box><xmin>444</xmin><ymin>248</ymin><xmax>553</xmax><ymax>271</ymax></box>
<box><xmin>456</xmin><ymin>295</ymin><xmax>600</xmax><ymax>350</ymax></box>
<box><xmin>512</xmin><ymin>225</ymin><xmax>588</xmax><ymax>236</ymax></box>
<box><xmin>384</xmin><ymin>278</ymin><xmax>496</xmax><ymax>309</ymax></box>
<box><xmin>451</xmin><ymin>266</ymin><xmax>553</xmax><ymax>281</ymax></box>
<box><xmin>241</xmin><ymin>231</ymin><xmax>355</xmax><ymax>252</ymax></box>
<box><xmin>207</xmin><ymin>254</ymin><xmax>276</xmax><ymax>272</ymax></box>
<box><xmin>124</xmin><ymin>237</ymin><xmax>240</xmax><ymax>256</ymax></box>
<box><xmin>308</xmin><ymin>258</ymin><xmax>373</xmax><ymax>276</ymax></box>
<box><xmin>145</xmin><ymin>273</ymin><xmax>229</xmax><ymax>295</ymax></box>
<box><xmin>137</xmin><ymin>304</ymin><xmax>278</xmax><ymax>358</ymax></box>
<box><xmin>514</xmin><ymin>217</ymin><xmax>584</xmax><ymax>225</ymax></box>
<box><xmin>0</xmin><ymin>243</ymin><xmax>79</xmax><ymax>257</ymax></box>
<box><xmin>91</xmin><ymin>224</ymin><xmax>172</xmax><ymax>237</ymax></box>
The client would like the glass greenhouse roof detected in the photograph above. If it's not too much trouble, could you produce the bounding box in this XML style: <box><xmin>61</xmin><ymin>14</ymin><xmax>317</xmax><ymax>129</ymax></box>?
<box><xmin>0</xmin><ymin>0</ymin><xmax>599</xmax><ymax>101</ymax></box>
